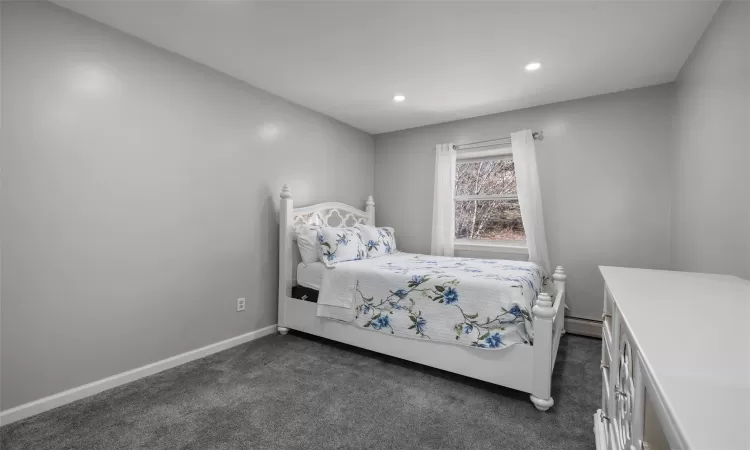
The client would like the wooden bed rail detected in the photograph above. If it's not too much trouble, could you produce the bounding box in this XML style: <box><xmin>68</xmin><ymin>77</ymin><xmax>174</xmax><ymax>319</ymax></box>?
<box><xmin>530</xmin><ymin>265</ymin><xmax>567</xmax><ymax>412</ymax></box>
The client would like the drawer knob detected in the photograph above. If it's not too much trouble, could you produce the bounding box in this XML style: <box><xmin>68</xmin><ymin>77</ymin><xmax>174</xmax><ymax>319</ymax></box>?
<box><xmin>614</xmin><ymin>385</ymin><xmax>628</xmax><ymax>399</ymax></box>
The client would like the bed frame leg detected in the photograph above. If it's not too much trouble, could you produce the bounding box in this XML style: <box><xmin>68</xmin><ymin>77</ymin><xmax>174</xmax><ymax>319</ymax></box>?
<box><xmin>530</xmin><ymin>395</ymin><xmax>554</xmax><ymax>412</ymax></box>
<box><xmin>277</xmin><ymin>327</ymin><xmax>289</xmax><ymax>335</ymax></box>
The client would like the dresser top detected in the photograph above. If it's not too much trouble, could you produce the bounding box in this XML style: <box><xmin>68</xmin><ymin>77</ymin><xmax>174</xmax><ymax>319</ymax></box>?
<box><xmin>600</xmin><ymin>266</ymin><xmax>750</xmax><ymax>450</ymax></box>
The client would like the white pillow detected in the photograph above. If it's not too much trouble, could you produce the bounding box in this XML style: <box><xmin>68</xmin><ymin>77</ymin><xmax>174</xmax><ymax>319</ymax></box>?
<box><xmin>296</xmin><ymin>226</ymin><xmax>321</xmax><ymax>264</ymax></box>
<box><xmin>356</xmin><ymin>225</ymin><xmax>398</xmax><ymax>258</ymax></box>
<box><xmin>317</xmin><ymin>227</ymin><xmax>367</xmax><ymax>267</ymax></box>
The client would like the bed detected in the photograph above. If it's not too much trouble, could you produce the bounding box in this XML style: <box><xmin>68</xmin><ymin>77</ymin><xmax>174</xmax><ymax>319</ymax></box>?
<box><xmin>277</xmin><ymin>185</ymin><xmax>567</xmax><ymax>411</ymax></box>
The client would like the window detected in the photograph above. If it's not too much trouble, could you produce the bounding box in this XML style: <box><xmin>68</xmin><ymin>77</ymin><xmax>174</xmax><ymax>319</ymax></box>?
<box><xmin>454</xmin><ymin>155</ymin><xmax>525</xmax><ymax>244</ymax></box>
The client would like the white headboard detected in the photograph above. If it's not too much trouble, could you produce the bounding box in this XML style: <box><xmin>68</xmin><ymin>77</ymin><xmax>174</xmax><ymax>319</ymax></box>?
<box><xmin>277</xmin><ymin>184</ymin><xmax>374</xmax><ymax>304</ymax></box>
<box><xmin>291</xmin><ymin>199</ymin><xmax>374</xmax><ymax>232</ymax></box>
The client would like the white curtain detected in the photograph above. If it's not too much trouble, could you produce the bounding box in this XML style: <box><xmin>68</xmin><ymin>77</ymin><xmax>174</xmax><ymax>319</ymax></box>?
<box><xmin>431</xmin><ymin>143</ymin><xmax>456</xmax><ymax>256</ymax></box>
<box><xmin>511</xmin><ymin>130</ymin><xmax>551</xmax><ymax>276</ymax></box>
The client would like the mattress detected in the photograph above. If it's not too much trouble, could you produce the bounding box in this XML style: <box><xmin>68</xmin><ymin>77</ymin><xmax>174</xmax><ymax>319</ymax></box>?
<box><xmin>296</xmin><ymin>261</ymin><xmax>326</xmax><ymax>290</ymax></box>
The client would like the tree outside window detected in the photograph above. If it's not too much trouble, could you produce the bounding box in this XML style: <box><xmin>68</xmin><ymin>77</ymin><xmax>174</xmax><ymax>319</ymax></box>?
<box><xmin>454</xmin><ymin>158</ymin><xmax>525</xmax><ymax>242</ymax></box>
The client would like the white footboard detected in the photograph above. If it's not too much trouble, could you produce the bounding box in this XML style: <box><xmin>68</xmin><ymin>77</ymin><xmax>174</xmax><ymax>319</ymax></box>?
<box><xmin>530</xmin><ymin>266</ymin><xmax>566</xmax><ymax>411</ymax></box>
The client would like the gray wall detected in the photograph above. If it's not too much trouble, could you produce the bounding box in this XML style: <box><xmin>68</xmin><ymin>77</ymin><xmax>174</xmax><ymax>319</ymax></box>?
<box><xmin>374</xmin><ymin>85</ymin><xmax>676</xmax><ymax>321</ymax></box>
<box><xmin>672</xmin><ymin>0</ymin><xmax>750</xmax><ymax>280</ymax></box>
<box><xmin>0</xmin><ymin>1</ymin><xmax>374</xmax><ymax>410</ymax></box>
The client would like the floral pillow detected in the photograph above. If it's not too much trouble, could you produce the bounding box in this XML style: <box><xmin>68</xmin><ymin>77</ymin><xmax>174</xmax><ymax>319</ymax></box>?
<box><xmin>355</xmin><ymin>225</ymin><xmax>398</xmax><ymax>258</ymax></box>
<box><xmin>317</xmin><ymin>227</ymin><xmax>367</xmax><ymax>267</ymax></box>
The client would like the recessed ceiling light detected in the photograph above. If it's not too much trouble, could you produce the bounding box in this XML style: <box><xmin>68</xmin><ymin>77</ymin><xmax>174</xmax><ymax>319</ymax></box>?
<box><xmin>525</xmin><ymin>62</ymin><xmax>542</xmax><ymax>72</ymax></box>
<box><xmin>393</xmin><ymin>94</ymin><xmax>406</xmax><ymax>103</ymax></box>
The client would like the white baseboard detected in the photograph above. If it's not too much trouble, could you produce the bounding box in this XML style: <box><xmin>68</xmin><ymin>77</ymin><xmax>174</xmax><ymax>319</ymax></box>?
<box><xmin>0</xmin><ymin>324</ymin><xmax>278</xmax><ymax>426</ymax></box>
<box><xmin>564</xmin><ymin>317</ymin><xmax>602</xmax><ymax>338</ymax></box>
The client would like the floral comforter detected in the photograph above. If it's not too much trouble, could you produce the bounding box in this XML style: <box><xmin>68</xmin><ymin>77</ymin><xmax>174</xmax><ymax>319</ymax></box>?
<box><xmin>316</xmin><ymin>253</ymin><xmax>548</xmax><ymax>349</ymax></box>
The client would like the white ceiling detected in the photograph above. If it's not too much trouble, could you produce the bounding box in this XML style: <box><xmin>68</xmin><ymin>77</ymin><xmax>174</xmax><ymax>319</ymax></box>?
<box><xmin>56</xmin><ymin>0</ymin><xmax>719</xmax><ymax>134</ymax></box>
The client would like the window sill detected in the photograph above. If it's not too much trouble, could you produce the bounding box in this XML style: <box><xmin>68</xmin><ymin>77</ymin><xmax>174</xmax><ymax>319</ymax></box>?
<box><xmin>453</xmin><ymin>240</ymin><xmax>528</xmax><ymax>255</ymax></box>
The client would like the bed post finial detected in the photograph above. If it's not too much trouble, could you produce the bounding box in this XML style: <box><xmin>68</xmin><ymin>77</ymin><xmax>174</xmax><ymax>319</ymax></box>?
<box><xmin>365</xmin><ymin>195</ymin><xmax>375</xmax><ymax>225</ymax></box>
<box><xmin>553</xmin><ymin>266</ymin><xmax>566</xmax><ymax>282</ymax></box>
<box><xmin>532</xmin><ymin>293</ymin><xmax>555</xmax><ymax>320</ymax></box>
<box><xmin>280</xmin><ymin>184</ymin><xmax>292</xmax><ymax>199</ymax></box>
<box><xmin>553</xmin><ymin>266</ymin><xmax>566</xmax><ymax>297</ymax></box>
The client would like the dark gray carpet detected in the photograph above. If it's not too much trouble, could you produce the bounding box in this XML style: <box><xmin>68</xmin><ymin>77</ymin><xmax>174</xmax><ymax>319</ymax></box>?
<box><xmin>2</xmin><ymin>332</ymin><xmax>600</xmax><ymax>449</ymax></box>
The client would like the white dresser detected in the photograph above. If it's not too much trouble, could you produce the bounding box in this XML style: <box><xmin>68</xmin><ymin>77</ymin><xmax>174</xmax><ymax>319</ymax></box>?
<box><xmin>596</xmin><ymin>267</ymin><xmax>750</xmax><ymax>450</ymax></box>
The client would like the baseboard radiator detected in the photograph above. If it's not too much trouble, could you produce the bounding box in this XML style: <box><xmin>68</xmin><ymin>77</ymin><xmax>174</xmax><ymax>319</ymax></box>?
<box><xmin>564</xmin><ymin>317</ymin><xmax>602</xmax><ymax>338</ymax></box>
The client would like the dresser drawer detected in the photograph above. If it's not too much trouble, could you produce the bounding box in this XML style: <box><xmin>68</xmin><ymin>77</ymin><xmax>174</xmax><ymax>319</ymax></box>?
<box><xmin>600</xmin><ymin>358</ymin><xmax>611</xmax><ymax>416</ymax></box>
<box><xmin>594</xmin><ymin>409</ymin><xmax>617</xmax><ymax>450</ymax></box>
<box><xmin>602</xmin><ymin>318</ymin><xmax>612</xmax><ymax>364</ymax></box>
<box><xmin>603</xmin><ymin>286</ymin><xmax>615</xmax><ymax>323</ymax></box>
<box><xmin>602</xmin><ymin>286</ymin><xmax>614</xmax><ymax>363</ymax></box>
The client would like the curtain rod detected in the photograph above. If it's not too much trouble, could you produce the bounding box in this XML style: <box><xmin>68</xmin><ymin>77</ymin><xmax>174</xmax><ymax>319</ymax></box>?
<box><xmin>453</xmin><ymin>130</ymin><xmax>544</xmax><ymax>151</ymax></box>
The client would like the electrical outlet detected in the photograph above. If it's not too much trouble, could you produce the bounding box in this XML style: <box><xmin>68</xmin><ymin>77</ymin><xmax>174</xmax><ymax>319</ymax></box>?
<box><xmin>237</xmin><ymin>298</ymin><xmax>246</xmax><ymax>312</ymax></box>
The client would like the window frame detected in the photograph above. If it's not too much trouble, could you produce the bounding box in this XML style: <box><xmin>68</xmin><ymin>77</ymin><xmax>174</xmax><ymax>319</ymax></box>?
<box><xmin>453</xmin><ymin>151</ymin><xmax>528</xmax><ymax>254</ymax></box>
